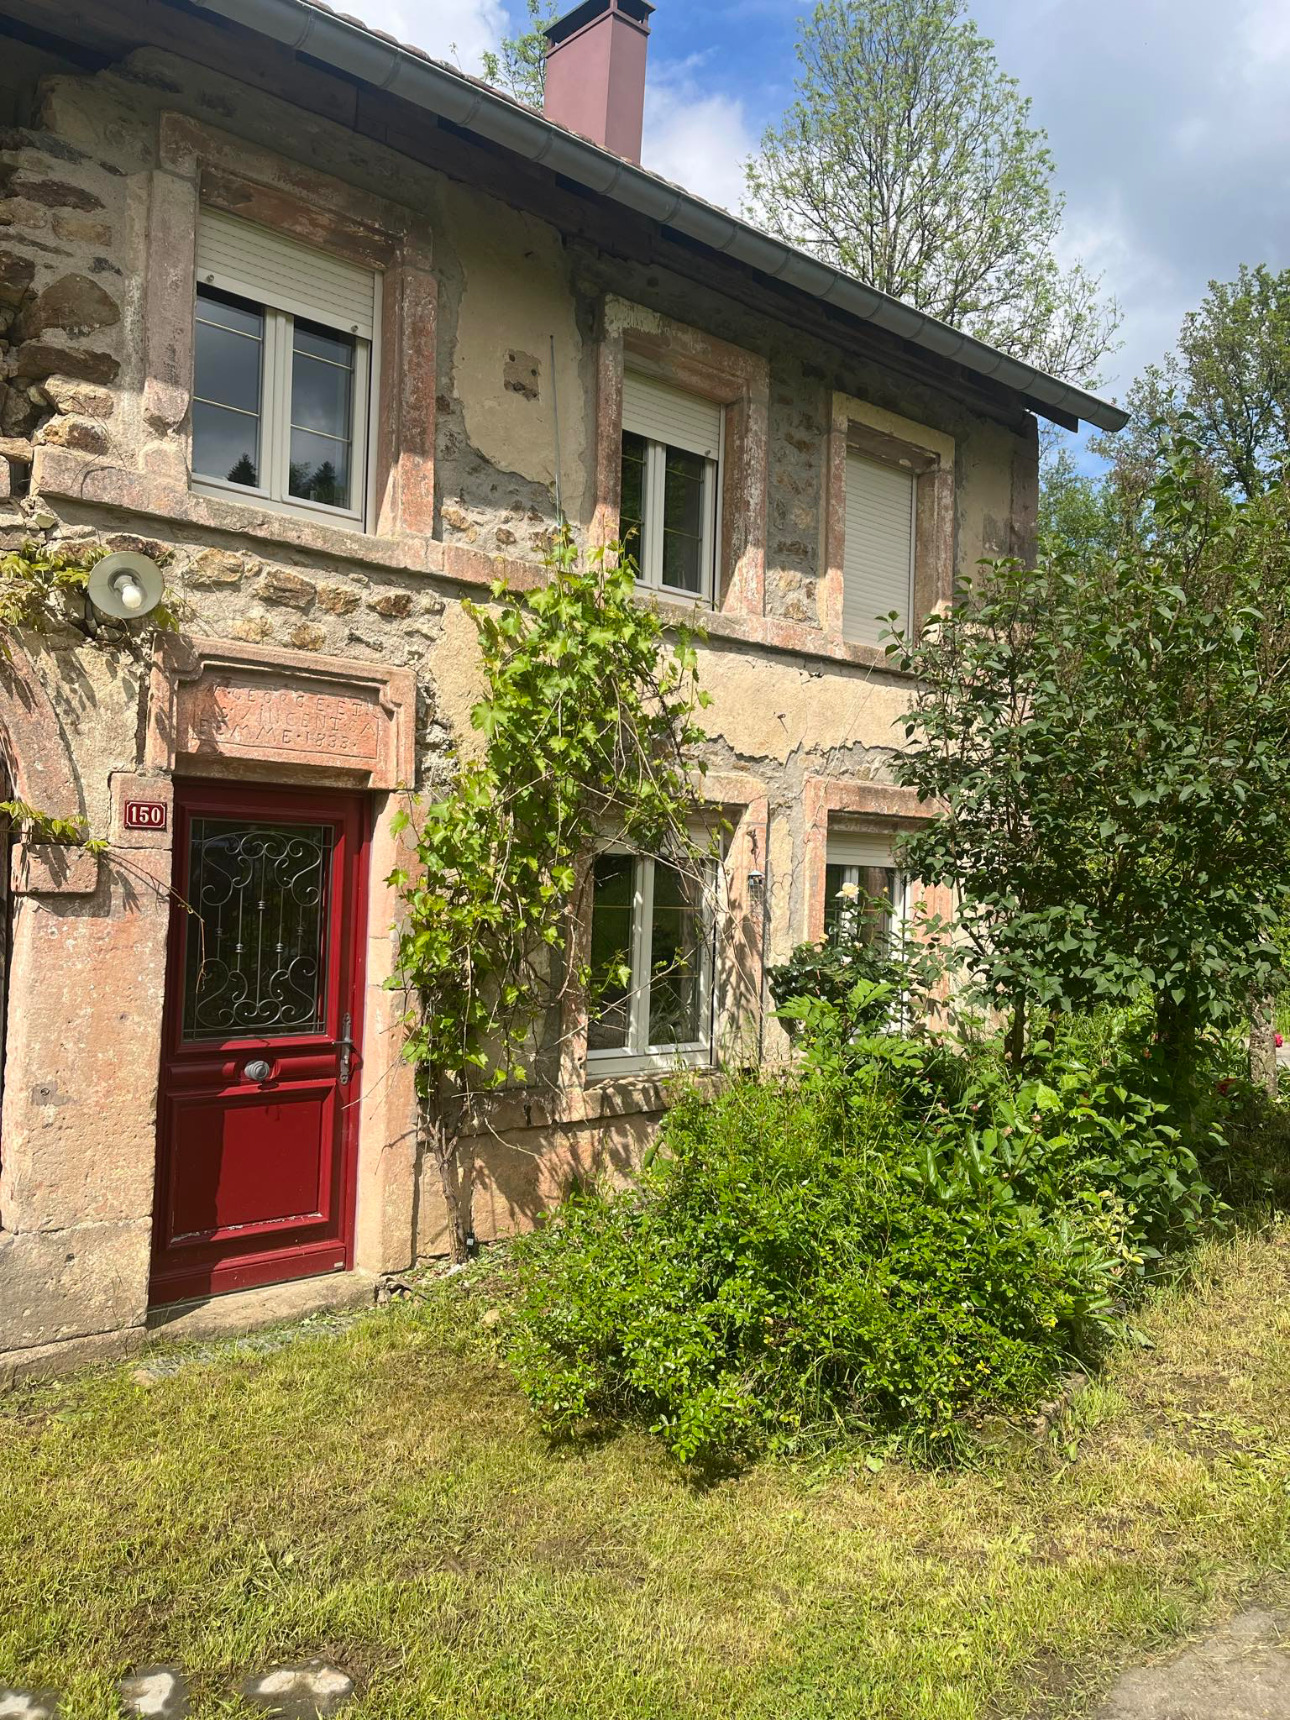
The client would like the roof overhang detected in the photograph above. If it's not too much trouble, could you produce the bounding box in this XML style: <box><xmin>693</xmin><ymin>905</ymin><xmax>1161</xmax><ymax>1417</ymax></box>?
<box><xmin>183</xmin><ymin>0</ymin><xmax>1127</xmax><ymax>433</ymax></box>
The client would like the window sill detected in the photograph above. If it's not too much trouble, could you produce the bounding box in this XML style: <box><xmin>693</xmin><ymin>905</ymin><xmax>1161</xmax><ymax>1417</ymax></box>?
<box><xmin>191</xmin><ymin>477</ymin><xmax>364</xmax><ymax>535</ymax></box>
<box><xmin>586</xmin><ymin>1048</ymin><xmax>713</xmax><ymax>1081</ymax></box>
<box><xmin>457</xmin><ymin>1066</ymin><xmax>723</xmax><ymax>1137</ymax></box>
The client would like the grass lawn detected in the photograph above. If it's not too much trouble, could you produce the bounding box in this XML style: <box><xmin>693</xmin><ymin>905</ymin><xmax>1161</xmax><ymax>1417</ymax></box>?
<box><xmin>3</xmin><ymin>1223</ymin><xmax>1289</xmax><ymax>1720</ymax></box>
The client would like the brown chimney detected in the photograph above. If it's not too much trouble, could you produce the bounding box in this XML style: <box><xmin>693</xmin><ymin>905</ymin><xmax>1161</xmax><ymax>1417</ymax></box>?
<box><xmin>542</xmin><ymin>0</ymin><xmax>655</xmax><ymax>164</ymax></box>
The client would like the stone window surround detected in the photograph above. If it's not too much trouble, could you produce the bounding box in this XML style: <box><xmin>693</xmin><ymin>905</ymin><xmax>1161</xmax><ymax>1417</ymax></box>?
<box><xmin>593</xmin><ymin>297</ymin><xmax>770</xmax><ymax>620</ymax></box>
<box><xmin>802</xmin><ymin>777</ymin><xmax>941</xmax><ymax>945</ymax></box>
<box><xmin>821</xmin><ymin>393</ymin><xmax>956</xmax><ymax>668</ymax></box>
<box><xmin>144</xmin><ymin>113</ymin><xmax>438</xmax><ymax>540</ymax></box>
<box><xmin>556</xmin><ymin>772</ymin><xmax>770</xmax><ymax>1094</ymax></box>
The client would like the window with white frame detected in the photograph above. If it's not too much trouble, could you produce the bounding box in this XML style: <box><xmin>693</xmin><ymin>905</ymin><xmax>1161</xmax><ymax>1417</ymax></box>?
<box><xmin>586</xmin><ymin>848</ymin><xmax>716</xmax><ymax>1073</ymax></box>
<box><xmin>824</xmin><ymin>830</ymin><xmax>907</xmax><ymax>953</ymax></box>
<box><xmin>842</xmin><ymin>450</ymin><xmax>916</xmax><ymax>646</ymax></box>
<box><xmin>191</xmin><ymin>209</ymin><xmax>377</xmax><ymax>525</ymax></box>
<box><xmin>620</xmin><ymin>371</ymin><xmax>721</xmax><ymax>600</ymax></box>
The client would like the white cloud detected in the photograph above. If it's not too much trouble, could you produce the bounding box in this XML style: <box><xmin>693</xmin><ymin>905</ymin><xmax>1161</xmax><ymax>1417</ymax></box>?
<box><xmin>346</xmin><ymin>0</ymin><xmax>506</xmax><ymax>72</ymax></box>
<box><xmin>643</xmin><ymin>60</ymin><xmax>756</xmax><ymax>212</ymax></box>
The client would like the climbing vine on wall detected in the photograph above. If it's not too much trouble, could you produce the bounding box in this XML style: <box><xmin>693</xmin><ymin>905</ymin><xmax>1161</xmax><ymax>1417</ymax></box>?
<box><xmin>389</xmin><ymin>532</ymin><xmax>714</xmax><ymax>1261</ymax></box>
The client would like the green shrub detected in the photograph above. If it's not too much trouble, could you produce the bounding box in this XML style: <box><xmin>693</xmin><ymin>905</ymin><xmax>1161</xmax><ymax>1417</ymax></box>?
<box><xmin>913</xmin><ymin>1053</ymin><xmax>1223</xmax><ymax>1276</ymax></box>
<box><xmin>507</xmin><ymin>1071</ymin><xmax>1122</xmax><ymax>1464</ymax></box>
<box><xmin>768</xmin><ymin>932</ymin><xmax>899</xmax><ymax>1037</ymax></box>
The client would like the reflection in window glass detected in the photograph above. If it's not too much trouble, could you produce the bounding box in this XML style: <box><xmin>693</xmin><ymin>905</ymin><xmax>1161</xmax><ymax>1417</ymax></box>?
<box><xmin>647</xmin><ymin>862</ymin><xmax>704</xmax><ymax>1046</ymax></box>
<box><xmin>620</xmin><ymin>431</ymin><xmax>647</xmax><ymax>567</ymax></box>
<box><xmin>289</xmin><ymin>317</ymin><xmax>355</xmax><ymax>508</ymax></box>
<box><xmin>193</xmin><ymin>285</ymin><xmax>263</xmax><ymax>487</ymax></box>
<box><xmin>587</xmin><ymin>852</ymin><xmax>635</xmax><ymax>1051</ymax></box>
<box><xmin>587</xmin><ymin>851</ymin><xmax>713</xmax><ymax>1064</ymax></box>
<box><xmin>660</xmin><ymin>446</ymin><xmax>706</xmax><ymax>594</ymax></box>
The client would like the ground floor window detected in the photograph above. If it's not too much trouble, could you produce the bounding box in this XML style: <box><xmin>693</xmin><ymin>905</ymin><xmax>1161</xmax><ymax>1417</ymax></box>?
<box><xmin>586</xmin><ymin>849</ymin><xmax>715</xmax><ymax>1075</ymax></box>
<box><xmin>824</xmin><ymin>831</ymin><xmax>907</xmax><ymax>954</ymax></box>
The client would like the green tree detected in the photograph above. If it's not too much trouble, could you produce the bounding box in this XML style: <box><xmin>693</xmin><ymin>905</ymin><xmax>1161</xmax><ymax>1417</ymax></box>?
<box><xmin>893</xmin><ymin>438</ymin><xmax>1290</xmax><ymax>1080</ymax></box>
<box><xmin>1097</xmin><ymin>266</ymin><xmax>1290</xmax><ymax>503</ymax></box>
<box><xmin>390</xmin><ymin>533</ymin><xmax>712</xmax><ymax>1259</ymax></box>
<box><xmin>1037</xmin><ymin>444</ymin><xmax>1121</xmax><ymax>559</ymax></box>
<box><xmin>482</xmin><ymin>0</ymin><xmax>556</xmax><ymax>106</ymax></box>
<box><xmin>743</xmin><ymin>0</ymin><xmax>1119</xmax><ymax>386</ymax></box>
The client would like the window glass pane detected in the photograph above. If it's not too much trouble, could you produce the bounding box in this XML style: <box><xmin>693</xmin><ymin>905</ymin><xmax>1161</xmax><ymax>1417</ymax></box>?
<box><xmin>197</xmin><ymin>285</ymin><xmax>264</xmax><ymax>340</ymax></box>
<box><xmin>194</xmin><ymin>316</ymin><xmax>263</xmax><ymax>418</ymax></box>
<box><xmin>588</xmin><ymin>853</ymin><xmax>636</xmax><ymax>1052</ymax></box>
<box><xmin>192</xmin><ymin>401</ymin><xmax>260</xmax><ymax>488</ymax></box>
<box><xmin>289</xmin><ymin>429</ymin><xmax>352</xmax><ymax>509</ymax></box>
<box><xmin>647</xmin><ymin>862</ymin><xmax>706</xmax><ymax>1048</ymax></box>
<box><xmin>291</xmin><ymin>331</ymin><xmax>354</xmax><ymax>437</ymax></box>
<box><xmin>660</xmin><ymin>445</ymin><xmax>707</xmax><ymax>594</ymax></box>
<box><xmin>620</xmin><ymin>431</ymin><xmax>647</xmax><ymax>569</ymax></box>
<box><xmin>825</xmin><ymin>861</ymin><xmax>901</xmax><ymax>950</ymax></box>
<box><xmin>295</xmin><ymin>320</ymin><xmax>356</xmax><ymax>367</ymax></box>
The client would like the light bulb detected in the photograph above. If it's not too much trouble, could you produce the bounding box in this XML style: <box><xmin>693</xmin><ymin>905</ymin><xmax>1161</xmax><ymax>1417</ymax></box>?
<box><xmin>116</xmin><ymin>577</ymin><xmax>145</xmax><ymax>612</ymax></box>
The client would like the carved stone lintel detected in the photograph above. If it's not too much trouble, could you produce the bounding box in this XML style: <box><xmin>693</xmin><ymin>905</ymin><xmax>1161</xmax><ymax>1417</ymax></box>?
<box><xmin>146</xmin><ymin>636</ymin><xmax>416</xmax><ymax>789</ymax></box>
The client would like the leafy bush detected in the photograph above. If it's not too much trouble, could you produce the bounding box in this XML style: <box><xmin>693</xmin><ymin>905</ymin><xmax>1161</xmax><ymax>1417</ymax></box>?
<box><xmin>507</xmin><ymin>1066</ymin><xmax>1123</xmax><ymax>1465</ymax></box>
<box><xmin>912</xmin><ymin>1052</ymin><xmax>1223</xmax><ymax>1277</ymax></box>
<box><xmin>768</xmin><ymin>930</ymin><xmax>899</xmax><ymax>1036</ymax></box>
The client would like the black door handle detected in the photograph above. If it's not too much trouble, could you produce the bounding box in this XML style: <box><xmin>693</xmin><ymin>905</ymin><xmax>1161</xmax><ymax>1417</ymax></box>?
<box><xmin>337</xmin><ymin>1012</ymin><xmax>357</xmax><ymax>1087</ymax></box>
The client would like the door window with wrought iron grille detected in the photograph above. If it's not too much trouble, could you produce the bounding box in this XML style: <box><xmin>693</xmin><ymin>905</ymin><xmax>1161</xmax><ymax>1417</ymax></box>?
<box><xmin>181</xmin><ymin>817</ymin><xmax>335</xmax><ymax>1042</ymax></box>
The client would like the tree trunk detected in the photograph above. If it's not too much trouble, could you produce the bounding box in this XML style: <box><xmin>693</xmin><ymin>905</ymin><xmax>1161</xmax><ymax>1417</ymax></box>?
<box><xmin>1004</xmin><ymin>994</ymin><xmax>1027</xmax><ymax>1070</ymax></box>
<box><xmin>1249</xmin><ymin>993</ymin><xmax>1279</xmax><ymax>1098</ymax></box>
<box><xmin>1154</xmin><ymin>992</ymin><xmax>1197</xmax><ymax>1112</ymax></box>
<box><xmin>425</xmin><ymin>1096</ymin><xmax>472</xmax><ymax>1264</ymax></box>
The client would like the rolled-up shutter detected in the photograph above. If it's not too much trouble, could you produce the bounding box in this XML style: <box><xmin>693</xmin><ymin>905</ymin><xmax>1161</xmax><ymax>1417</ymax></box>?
<box><xmin>196</xmin><ymin>208</ymin><xmax>377</xmax><ymax>339</ymax></box>
<box><xmin>842</xmin><ymin>451</ymin><xmax>915</xmax><ymax>646</ymax></box>
<box><xmin>827</xmin><ymin>831</ymin><xmax>898</xmax><ymax>870</ymax></box>
<box><xmin>622</xmin><ymin>371</ymin><xmax>722</xmax><ymax>460</ymax></box>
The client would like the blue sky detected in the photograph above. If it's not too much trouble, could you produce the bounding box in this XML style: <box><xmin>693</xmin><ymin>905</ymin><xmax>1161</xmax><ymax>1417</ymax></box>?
<box><xmin>355</xmin><ymin>0</ymin><xmax>1290</xmax><ymax>427</ymax></box>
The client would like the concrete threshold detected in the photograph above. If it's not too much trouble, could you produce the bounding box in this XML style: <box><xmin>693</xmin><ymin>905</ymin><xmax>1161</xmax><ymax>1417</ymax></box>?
<box><xmin>145</xmin><ymin>1271</ymin><xmax>379</xmax><ymax>1345</ymax></box>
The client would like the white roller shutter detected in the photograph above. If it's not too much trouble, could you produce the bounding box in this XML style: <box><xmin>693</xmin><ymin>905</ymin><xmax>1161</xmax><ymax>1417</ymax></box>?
<box><xmin>827</xmin><ymin>831</ymin><xmax>899</xmax><ymax>870</ymax></box>
<box><xmin>197</xmin><ymin>208</ymin><xmax>377</xmax><ymax>340</ymax></box>
<box><xmin>842</xmin><ymin>451</ymin><xmax>915</xmax><ymax>646</ymax></box>
<box><xmin>622</xmin><ymin>371</ymin><xmax>722</xmax><ymax>460</ymax></box>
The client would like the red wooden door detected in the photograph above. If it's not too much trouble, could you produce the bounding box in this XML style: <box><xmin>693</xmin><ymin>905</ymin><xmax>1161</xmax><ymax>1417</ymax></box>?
<box><xmin>151</xmin><ymin>782</ymin><xmax>368</xmax><ymax>1305</ymax></box>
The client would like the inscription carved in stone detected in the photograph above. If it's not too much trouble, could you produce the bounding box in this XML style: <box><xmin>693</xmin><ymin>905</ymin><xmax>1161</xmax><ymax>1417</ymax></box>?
<box><xmin>180</xmin><ymin>678</ymin><xmax>381</xmax><ymax>768</ymax></box>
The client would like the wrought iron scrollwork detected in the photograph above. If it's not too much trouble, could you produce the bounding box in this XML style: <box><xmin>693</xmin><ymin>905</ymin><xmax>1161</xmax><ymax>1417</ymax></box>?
<box><xmin>182</xmin><ymin>818</ymin><xmax>334</xmax><ymax>1041</ymax></box>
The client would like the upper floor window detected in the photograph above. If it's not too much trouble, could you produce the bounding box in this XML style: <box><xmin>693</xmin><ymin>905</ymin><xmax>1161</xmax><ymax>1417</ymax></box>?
<box><xmin>586</xmin><ymin>847</ymin><xmax>716</xmax><ymax>1075</ymax></box>
<box><xmin>825</xmin><ymin>831</ymin><xmax>907</xmax><ymax>953</ymax></box>
<box><xmin>192</xmin><ymin>210</ymin><xmax>378</xmax><ymax>527</ymax></box>
<box><xmin>620</xmin><ymin>372</ymin><xmax>721</xmax><ymax>601</ymax></box>
<box><xmin>842</xmin><ymin>451</ymin><xmax>915</xmax><ymax>647</ymax></box>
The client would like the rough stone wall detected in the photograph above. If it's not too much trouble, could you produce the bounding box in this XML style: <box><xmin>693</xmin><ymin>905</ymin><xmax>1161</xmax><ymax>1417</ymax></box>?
<box><xmin>0</xmin><ymin>30</ymin><xmax>1042</xmax><ymax>1358</ymax></box>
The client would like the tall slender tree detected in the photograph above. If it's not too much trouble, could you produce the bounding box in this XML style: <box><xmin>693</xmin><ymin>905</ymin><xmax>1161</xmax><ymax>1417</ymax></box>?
<box><xmin>744</xmin><ymin>0</ymin><xmax>1119</xmax><ymax>386</ymax></box>
<box><xmin>482</xmin><ymin>0</ymin><xmax>556</xmax><ymax>107</ymax></box>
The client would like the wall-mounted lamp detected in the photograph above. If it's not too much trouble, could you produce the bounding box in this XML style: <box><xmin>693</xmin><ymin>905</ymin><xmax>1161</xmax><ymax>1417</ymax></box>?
<box><xmin>86</xmin><ymin>551</ymin><xmax>165</xmax><ymax>632</ymax></box>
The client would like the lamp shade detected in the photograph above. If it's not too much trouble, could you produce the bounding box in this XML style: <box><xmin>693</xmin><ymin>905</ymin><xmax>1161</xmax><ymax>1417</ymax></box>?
<box><xmin>87</xmin><ymin>552</ymin><xmax>165</xmax><ymax>620</ymax></box>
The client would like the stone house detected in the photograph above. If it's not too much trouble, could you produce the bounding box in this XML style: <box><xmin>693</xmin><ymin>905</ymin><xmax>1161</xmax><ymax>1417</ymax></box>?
<box><xmin>0</xmin><ymin>0</ymin><xmax>1125</xmax><ymax>1380</ymax></box>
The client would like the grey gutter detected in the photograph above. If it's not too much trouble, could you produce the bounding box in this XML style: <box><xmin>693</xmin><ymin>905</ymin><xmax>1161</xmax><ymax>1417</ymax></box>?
<box><xmin>189</xmin><ymin>0</ymin><xmax>1129</xmax><ymax>433</ymax></box>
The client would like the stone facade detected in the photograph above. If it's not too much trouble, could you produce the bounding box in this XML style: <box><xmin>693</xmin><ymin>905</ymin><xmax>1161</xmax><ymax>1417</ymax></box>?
<box><xmin>0</xmin><ymin>0</ymin><xmax>1052</xmax><ymax>1379</ymax></box>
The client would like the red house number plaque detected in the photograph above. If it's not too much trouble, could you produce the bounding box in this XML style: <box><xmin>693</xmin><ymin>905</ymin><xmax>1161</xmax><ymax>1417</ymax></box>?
<box><xmin>124</xmin><ymin>799</ymin><xmax>168</xmax><ymax>832</ymax></box>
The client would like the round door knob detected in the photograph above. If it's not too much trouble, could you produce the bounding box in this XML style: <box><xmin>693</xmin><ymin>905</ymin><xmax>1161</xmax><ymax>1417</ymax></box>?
<box><xmin>243</xmin><ymin>1059</ymin><xmax>273</xmax><ymax>1084</ymax></box>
